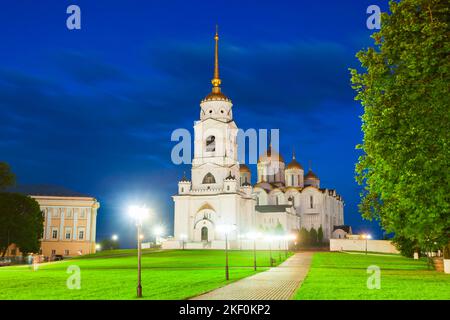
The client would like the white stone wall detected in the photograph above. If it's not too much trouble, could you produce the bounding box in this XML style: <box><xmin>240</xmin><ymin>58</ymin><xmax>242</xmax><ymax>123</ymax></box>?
<box><xmin>330</xmin><ymin>239</ymin><xmax>400</xmax><ymax>254</ymax></box>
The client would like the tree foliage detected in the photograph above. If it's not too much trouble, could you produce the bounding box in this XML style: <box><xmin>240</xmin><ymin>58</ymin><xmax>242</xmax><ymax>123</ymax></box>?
<box><xmin>0</xmin><ymin>193</ymin><xmax>44</xmax><ymax>256</ymax></box>
<box><xmin>309</xmin><ymin>228</ymin><xmax>318</xmax><ymax>245</ymax></box>
<box><xmin>298</xmin><ymin>227</ymin><xmax>309</xmax><ymax>246</ymax></box>
<box><xmin>273</xmin><ymin>222</ymin><xmax>284</xmax><ymax>235</ymax></box>
<box><xmin>317</xmin><ymin>225</ymin><xmax>324</xmax><ymax>243</ymax></box>
<box><xmin>0</xmin><ymin>162</ymin><xmax>15</xmax><ymax>191</ymax></box>
<box><xmin>350</xmin><ymin>0</ymin><xmax>450</xmax><ymax>252</ymax></box>
<box><xmin>99</xmin><ymin>238</ymin><xmax>120</xmax><ymax>251</ymax></box>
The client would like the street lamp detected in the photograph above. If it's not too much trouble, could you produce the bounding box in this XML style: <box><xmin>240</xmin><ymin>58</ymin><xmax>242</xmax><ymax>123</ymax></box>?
<box><xmin>128</xmin><ymin>205</ymin><xmax>149</xmax><ymax>298</ymax></box>
<box><xmin>95</xmin><ymin>243</ymin><xmax>101</xmax><ymax>251</ymax></box>
<box><xmin>217</xmin><ymin>224</ymin><xmax>237</xmax><ymax>280</ymax></box>
<box><xmin>362</xmin><ymin>234</ymin><xmax>372</xmax><ymax>254</ymax></box>
<box><xmin>111</xmin><ymin>234</ymin><xmax>119</xmax><ymax>241</ymax></box>
<box><xmin>285</xmin><ymin>234</ymin><xmax>296</xmax><ymax>258</ymax></box>
<box><xmin>247</xmin><ymin>232</ymin><xmax>261</xmax><ymax>271</ymax></box>
<box><xmin>265</xmin><ymin>235</ymin><xmax>274</xmax><ymax>267</ymax></box>
<box><xmin>180</xmin><ymin>234</ymin><xmax>187</xmax><ymax>250</ymax></box>
<box><xmin>276</xmin><ymin>235</ymin><xmax>283</xmax><ymax>262</ymax></box>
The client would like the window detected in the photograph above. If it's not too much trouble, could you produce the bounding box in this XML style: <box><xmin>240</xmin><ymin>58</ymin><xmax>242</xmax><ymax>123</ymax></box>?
<box><xmin>206</xmin><ymin>135</ymin><xmax>215</xmax><ymax>152</ymax></box>
<box><xmin>78</xmin><ymin>229</ymin><xmax>85</xmax><ymax>240</ymax></box>
<box><xmin>52</xmin><ymin>229</ymin><xmax>58</xmax><ymax>239</ymax></box>
<box><xmin>11</xmin><ymin>249</ymin><xmax>16</xmax><ymax>256</ymax></box>
<box><xmin>276</xmin><ymin>197</ymin><xmax>279</xmax><ymax>205</ymax></box>
<box><xmin>291</xmin><ymin>175</ymin><xmax>294</xmax><ymax>185</ymax></box>
<box><xmin>51</xmin><ymin>250</ymin><xmax>56</xmax><ymax>255</ymax></box>
<box><xmin>181</xmin><ymin>187</ymin><xmax>184</xmax><ymax>192</ymax></box>
<box><xmin>64</xmin><ymin>250</ymin><xmax>69</xmax><ymax>256</ymax></box>
<box><xmin>310</xmin><ymin>196</ymin><xmax>314</xmax><ymax>208</ymax></box>
<box><xmin>65</xmin><ymin>228</ymin><xmax>71</xmax><ymax>240</ymax></box>
<box><xmin>202</xmin><ymin>173</ymin><xmax>216</xmax><ymax>184</ymax></box>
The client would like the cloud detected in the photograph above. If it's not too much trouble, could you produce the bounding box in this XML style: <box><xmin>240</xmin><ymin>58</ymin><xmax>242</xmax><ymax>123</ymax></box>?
<box><xmin>51</xmin><ymin>50</ymin><xmax>126</xmax><ymax>85</ymax></box>
<box><xmin>143</xmin><ymin>39</ymin><xmax>355</xmax><ymax>113</ymax></box>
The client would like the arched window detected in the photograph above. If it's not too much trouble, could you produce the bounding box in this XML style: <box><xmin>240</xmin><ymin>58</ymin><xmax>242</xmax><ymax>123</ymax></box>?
<box><xmin>310</xmin><ymin>195</ymin><xmax>314</xmax><ymax>208</ymax></box>
<box><xmin>291</xmin><ymin>175</ymin><xmax>294</xmax><ymax>185</ymax></box>
<box><xmin>201</xmin><ymin>227</ymin><xmax>208</xmax><ymax>241</ymax></box>
<box><xmin>202</xmin><ymin>173</ymin><xmax>216</xmax><ymax>184</ymax></box>
<box><xmin>206</xmin><ymin>136</ymin><xmax>215</xmax><ymax>152</ymax></box>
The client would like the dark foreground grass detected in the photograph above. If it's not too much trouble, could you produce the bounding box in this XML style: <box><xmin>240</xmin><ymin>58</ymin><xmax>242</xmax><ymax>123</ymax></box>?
<box><xmin>294</xmin><ymin>252</ymin><xmax>450</xmax><ymax>300</ymax></box>
<box><xmin>0</xmin><ymin>249</ymin><xmax>289</xmax><ymax>300</ymax></box>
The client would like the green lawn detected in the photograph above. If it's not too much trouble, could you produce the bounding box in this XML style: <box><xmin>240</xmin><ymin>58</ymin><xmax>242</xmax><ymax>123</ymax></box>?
<box><xmin>0</xmin><ymin>249</ymin><xmax>290</xmax><ymax>300</ymax></box>
<box><xmin>294</xmin><ymin>252</ymin><xmax>450</xmax><ymax>300</ymax></box>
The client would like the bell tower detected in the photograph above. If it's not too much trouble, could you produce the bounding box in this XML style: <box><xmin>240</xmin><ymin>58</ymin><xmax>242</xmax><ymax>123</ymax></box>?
<box><xmin>191</xmin><ymin>27</ymin><xmax>239</xmax><ymax>190</ymax></box>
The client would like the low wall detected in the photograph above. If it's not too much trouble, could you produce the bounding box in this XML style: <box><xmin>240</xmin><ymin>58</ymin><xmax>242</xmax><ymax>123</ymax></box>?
<box><xmin>330</xmin><ymin>239</ymin><xmax>399</xmax><ymax>254</ymax></box>
<box><xmin>162</xmin><ymin>239</ymin><xmax>288</xmax><ymax>250</ymax></box>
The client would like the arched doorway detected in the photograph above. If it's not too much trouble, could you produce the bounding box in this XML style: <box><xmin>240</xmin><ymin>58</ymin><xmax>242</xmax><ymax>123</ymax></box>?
<box><xmin>201</xmin><ymin>226</ymin><xmax>208</xmax><ymax>241</ymax></box>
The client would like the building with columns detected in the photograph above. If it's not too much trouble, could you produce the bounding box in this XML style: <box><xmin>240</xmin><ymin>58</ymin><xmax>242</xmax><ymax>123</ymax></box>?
<box><xmin>162</xmin><ymin>30</ymin><xmax>344</xmax><ymax>250</ymax></box>
<box><xmin>5</xmin><ymin>185</ymin><xmax>99</xmax><ymax>258</ymax></box>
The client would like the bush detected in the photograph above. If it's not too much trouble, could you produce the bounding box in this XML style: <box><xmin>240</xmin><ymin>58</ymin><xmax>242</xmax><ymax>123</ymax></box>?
<box><xmin>392</xmin><ymin>236</ymin><xmax>418</xmax><ymax>258</ymax></box>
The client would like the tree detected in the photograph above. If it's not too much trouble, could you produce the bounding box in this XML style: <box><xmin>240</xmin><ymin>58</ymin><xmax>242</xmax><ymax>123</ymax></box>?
<box><xmin>99</xmin><ymin>238</ymin><xmax>120</xmax><ymax>251</ymax></box>
<box><xmin>309</xmin><ymin>228</ymin><xmax>318</xmax><ymax>246</ymax></box>
<box><xmin>350</xmin><ymin>0</ymin><xmax>450</xmax><ymax>254</ymax></box>
<box><xmin>0</xmin><ymin>193</ymin><xmax>44</xmax><ymax>256</ymax></box>
<box><xmin>317</xmin><ymin>225</ymin><xmax>324</xmax><ymax>243</ymax></box>
<box><xmin>273</xmin><ymin>222</ymin><xmax>284</xmax><ymax>235</ymax></box>
<box><xmin>392</xmin><ymin>235</ymin><xmax>420</xmax><ymax>258</ymax></box>
<box><xmin>298</xmin><ymin>227</ymin><xmax>309</xmax><ymax>247</ymax></box>
<box><xmin>0</xmin><ymin>162</ymin><xmax>15</xmax><ymax>191</ymax></box>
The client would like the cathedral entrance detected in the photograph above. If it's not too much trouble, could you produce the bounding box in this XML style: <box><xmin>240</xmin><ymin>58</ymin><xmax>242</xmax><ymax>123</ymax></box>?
<box><xmin>201</xmin><ymin>227</ymin><xmax>208</xmax><ymax>241</ymax></box>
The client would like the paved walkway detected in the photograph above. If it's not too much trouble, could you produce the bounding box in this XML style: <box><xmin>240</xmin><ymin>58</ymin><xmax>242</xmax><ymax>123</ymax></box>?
<box><xmin>191</xmin><ymin>252</ymin><xmax>313</xmax><ymax>300</ymax></box>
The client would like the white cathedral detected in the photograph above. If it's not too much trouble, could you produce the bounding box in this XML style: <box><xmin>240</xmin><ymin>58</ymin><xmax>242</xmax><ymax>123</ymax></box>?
<box><xmin>162</xmin><ymin>30</ymin><xmax>344</xmax><ymax>250</ymax></box>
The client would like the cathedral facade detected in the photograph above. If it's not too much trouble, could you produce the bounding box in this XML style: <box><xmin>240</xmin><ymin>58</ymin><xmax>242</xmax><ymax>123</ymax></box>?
<box><xmin>163</xmin><ymin>31</ymin><xmax>344</xmax><ymax>250</ymax></box>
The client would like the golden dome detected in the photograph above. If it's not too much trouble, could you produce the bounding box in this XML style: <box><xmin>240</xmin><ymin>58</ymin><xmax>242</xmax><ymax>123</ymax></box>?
<box><xmin>286</xmin><ymin>158</ymin><xmax>303</xmax><ymax>170</ymax></box>
<box><xmin>305</xmin><ymin>170</ymin><xmax>319</xmax><ymax>180</ymax></box>
<box><xmin>202</xmin><ymin>90</ymin><xmax>231</xmax><ymax>102</ymax></box>
<box><xmin>258</xmin><ymin>145</ymin><xmax>285</xmax><ymax>163</ymax></box>
<box><xmin>239</xmin><ymin>164</ymin><xmax>250</xmax><ymax>173</ymax></box>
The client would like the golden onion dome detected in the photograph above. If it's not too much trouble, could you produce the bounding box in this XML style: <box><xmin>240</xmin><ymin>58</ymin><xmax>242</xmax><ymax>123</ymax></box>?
<box><xmin>286</xmin><ymin>158</ymin><xmax>303</xmax><ymax>170</ymax></box>
<box><xmin>239</xmin><ymin>164</ymin><xmax>250</xmax><ymax>173</ymax></box>
<box><xmin>258</xmin><ymin>145</ymin><xmax>285</xmax><ymax>163</ymax></box>
<box><xmin>304</xmin><ymin>169</ymin><xmax>319</xmax><ymax>180</ymax></box>
<box><xmin>202</xmin><ymin>90</ymin><xmax>231</xmax><ymax>102</ymax></box>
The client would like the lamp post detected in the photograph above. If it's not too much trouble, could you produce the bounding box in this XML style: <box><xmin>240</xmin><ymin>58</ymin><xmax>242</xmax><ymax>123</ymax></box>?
<box><xmin>285</xmin><ymin>234</ymin><xmax>296</xmax><ymax>258</ymax></box>
<box><xmin>277</xmin><ymin>236</ymin><xmax>282</xmax><ymax>262</ymax></box>
<box><xmin>265</xmin><ymin>236</ymin><xmax>274</xmax><ymax>267</ymax></box>
<box><xmin>217</xmin><ymin>224</ymin><xmax>236</xmax><ymax>280</ymax></box>
<box><xmin>111</xmin><ymin>234</ymin><xmax>118</xmax><ymax>241</ymax></box>
<box><xmin>364</xmin><ymin>234</ymin><xmax>372</xmax><ymax>254</ymax></box>
<box><xmin>128</xmin><ymin>205</ymin><xmax>148</xmax><ymax>298</ymax></box>
<box><xmin>247</xmin><ymin>232</ymin><xmax>260</xmax><ymax>271</ymax></box>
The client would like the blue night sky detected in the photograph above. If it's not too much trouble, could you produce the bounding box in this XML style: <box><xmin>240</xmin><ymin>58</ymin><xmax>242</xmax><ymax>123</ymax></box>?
<box><xmin>0</xmin><ymin>0</ymin><xmax>389</xmax><ymax>247</ymax></box>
